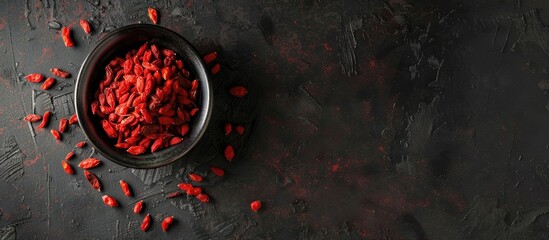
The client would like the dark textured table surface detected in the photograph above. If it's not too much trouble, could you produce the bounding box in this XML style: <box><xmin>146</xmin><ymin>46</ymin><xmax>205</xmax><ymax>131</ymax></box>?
<box><xmin>2</xmin><ymin>0</ymin><xmax>549</xmax><ymax>239</ymax></box>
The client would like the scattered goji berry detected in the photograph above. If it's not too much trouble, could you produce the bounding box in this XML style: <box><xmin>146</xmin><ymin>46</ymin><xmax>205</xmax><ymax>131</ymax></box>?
<box><xmin>65</xmin><ymin>151</ymin><xmax>74</xmax><ymax>161</ymax></box>
<box><xmin>59</xmin><ymin>118</ymin><xmax>68</xmax><ymax>133</ymax></box>
<box><xmin>161</xmin><ymin>216</ymin><xmax>174</xmax><ymax>232</ymax></box>
<box><xmin>186</xmin><ymin>187</ymin><xmax>202</xmax><ymax>196</ymax></box>
<box><xmin>84</xmin><ymin>170</ymin><xmax>101</xmax><ymax>191</ymax></box>
<box><xmin>38</xmin><ymin>111</ymin><xmax>51</xmax><ymax>129</ymax></box>
<box><xmin>24</xmin><ymin>114</ymin><xmax>42</xmax><ymax>122</ymax></box>
<box><xmin>235</xmin><ymin>125</ymin><xmax>245</xmax><ymax>135</ymax></box>
<box><xmin>141</xmin><ymin>214</ymin><xmax>151</xmax><ymax>232</ymax></box>
<box><xmin>50</xmin><ymin>129</ymin><xmax>61</xmax><ymax>141</ymax></box>
<box><xmin>178</xmin><ymin>183</ymin><xmax>193</xmax><ymax>191</ymax></box>
<box><xmin>203</xmin><ymin>52</ymin><xmax>217</xmax><ymax>64</ymax></box>
<box><xmin>102</xmin><ymin>195</ymin><xmax>118</xmax><ymax>207</ymax></box>
<box><xmin>148</xmin><ymin>8</ymin><xmax>158</xmax><ymax>24</ymax></box>
<box><xmin>69</xmin><ymin>114</ymin><xmax>78</xmax><ymax>124</ymax></box>
<box><xmin>188</xmin><ymin>173</ymin><xmax>203</xmax><ymax>182</ymax></box>
<box><xmin>210</xmin><ymin>166</ymin><xmax>225</xmax><ymax>177</ymax></box>
<box><xmin>76</xmin><ymin>141</ymin><xmax>86</xmax><ymax>148</ymax></box>
<box><xmin>224</xmin><ymin>145</ymin><xmax>235</xmax><ymax>161</ymax></box>
<box><xmin>79</xmin><ymin>19</ymin><xmax>92</xmax><ymax>34</ymax></box>
<box><xmin>224</xmin><ymin>123</ymin><xmax>232</xmax><ymax>135</ymax></box>
<box><xmin>61</xmin><ymin>161</ymin><xmax>74</xmax><ymax>175</ymax></box>
<box><xmin>119</xmin><ymin>180</ymin><xmax>132</xmax><ymax>197</ymax></box>
<box><xmin>25</xmin><ymin>73</ymin><xmax>44</xmax><ymax>83</ymax></box>
<box><xmin>61</xmin><ymin>27</ymin><xmax>74</xmax><ymax>47</ymax></box>
<box><xmin>250</xmin><ymin>200</ymin><xmax>262</xmax><ymax>212</ymax></box>
<box><xmin>50</xmin><ymin>68</ymin><xmax>71</xmax><ymax>78</ymax></box>
<box><xmin>134</xmin><ymin>200</ymin><xmax>144</xmax><ymax>214</ymax></box>
<box><xmin>196</xmin><ymin>193</ymin><xmax>209</xmax><ymax>203</ymax></box>
<box><xmin>229</xmin><ymin>86</ymin><xmax>248</xmax><ymax>97</ymax></box>
<box><xmin>211</xmin><ymin>63</ymin><xmax>221</xmax><ymax>75</ymax></box>
<box><xmin>78</xmin><ymin>158</ymin><xmax>101</xmax><ymax>169</ymax></box>
<box><xmin>41</xmin><ymin>77</ymin><xmax>56</xmax><ymax>90</ymax></box>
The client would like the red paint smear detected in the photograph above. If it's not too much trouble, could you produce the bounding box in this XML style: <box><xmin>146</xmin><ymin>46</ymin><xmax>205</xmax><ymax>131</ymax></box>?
<box><xmin>24</xmin><ymin>153</ymin><xmax>41</xmax><ymax>167</ymax></box>
<box><xmin>369</xmin><ymin>58</ymin><xmax>377</xmax><ymax>68</ymax></box>
<box><xmin>72</xmin><ymin>2</ymin><xmax>84</xmax><ymax>16</ymax></box>
<box><xmin>322</xmin><ymin>63</ymin><xmax>337</xmax><ymax>75</ymax></box>
<box><xmin>330</xmin><ymin>163</ymin><xmax>339</xmax><ymax>173</ymax></box>
<box><xmin>0</xmin><ymin>208</ymin><xmax>13</xmax><ymax>221</ymax></box>
<box><xmin>39</xmin><ymin>48</ymin><xmax>53</xmax><ymax>64</ymax></box>
<box><xmin>0</xmin><ymin>17</ymin><xmax>6</xmax><ymax>31</ymax></box>
<box><xmin>323</xmin><ymin>43</ymin><xmax>333</xmax><ymax>52</ymax></box>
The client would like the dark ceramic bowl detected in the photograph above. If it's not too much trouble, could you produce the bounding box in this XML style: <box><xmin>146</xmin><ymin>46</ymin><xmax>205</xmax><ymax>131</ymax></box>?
<box><xmin>75</xmin><ymin>24</ymin><xmax>212</xmax><ymax>169</ymax></box>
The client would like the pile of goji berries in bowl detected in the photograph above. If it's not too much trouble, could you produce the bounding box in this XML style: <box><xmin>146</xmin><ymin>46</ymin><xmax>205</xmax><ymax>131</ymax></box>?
<box><xmin>75</xmin><ymin>24</ymin><xmax>213</xmax><ymax>169</ymax></box>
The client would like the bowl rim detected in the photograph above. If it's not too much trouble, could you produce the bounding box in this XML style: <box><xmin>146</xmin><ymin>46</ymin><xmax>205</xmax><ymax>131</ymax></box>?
<box><xmin>74</xmin><ymin>24</ymin><xmax>213</xmax><ymax>169</ymax></box>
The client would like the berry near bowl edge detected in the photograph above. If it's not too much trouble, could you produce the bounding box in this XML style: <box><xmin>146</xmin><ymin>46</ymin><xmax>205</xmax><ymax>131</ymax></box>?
<box><xmin>74</xmin><ymin>24</ymin><xmax>213</xmax><ymax>169</ymax></box>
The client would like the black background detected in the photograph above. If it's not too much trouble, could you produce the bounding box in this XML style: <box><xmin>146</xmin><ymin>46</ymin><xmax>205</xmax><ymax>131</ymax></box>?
<box><xmin>1</xmin><ymin>0</ymin><xmax>549</xmax><ymax>239</ymax></box>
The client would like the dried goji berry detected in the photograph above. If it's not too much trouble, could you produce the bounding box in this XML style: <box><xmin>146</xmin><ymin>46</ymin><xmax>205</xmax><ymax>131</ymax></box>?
<box><xmin>41</xmin><ymin>77</ymin><xmax>56</xmax><ymax>90</ymax></box>
<box><xmin>59</xmin><ymin>118</ymin><xmax>68</xmax><ymax>133</ymax></box>
<box><xmin>24</xmin><ymin>114</ymin><xmax>42</xmax><ymax>122</ymax></box>
<box><xmin>25</xmin><ymin>73</ymin><xmax>44</xmax><ymax>83</ymax></box>
<box><xmin>162</xmin><ymin>216</ymin><xmax>174</xmax><ymax>232</ymax></box>
<box><xmin>188</xmin><ymin>173</ymin><xmax>203</xmax><ymax>182</ymax></box>
<box><xmin>50</xmin><ymin>129</ymin><xmax>61</xmax><ymax>141</ymax></box>
<box><xmin>78</xmin><ymin>158</ymin><xmax>101</xmax><ymax>169</ymax></box>
<box><xmin>180</xmin><ymin>124</ymin><xmax>189</xmax><ymax>136</ymax></box>
<box><xmin>84</xmin><ymin>170</ymin><xmax>101</xmax><ymax>191</ymax></box>
<box><xmin>127</xmin><ymin>146</ymin><xmax>146</xmax><ymax>155</ymax></box>
<box><xmin>94</xmin><ymin>43</ymin><xmax>203</xmax><ymax>155</ymax></box>
<box><xmin>61</xmin><ymin>27</ymin><xmax>74</xmax><ymax>47</ymax></box>
<box><xmin>224</xmin><ymin>145</ymin><xmax>235</xmax><ymax>161</ymax></box>
<box><xmin>141</xmin><ymin>214</ymin><xmax>151</xmax><ymax>232</ymax></box>
<box><xmin>119</xmin><ymin>180</ymin><xmax>132</xmax><ymax>197</ymax></box>
<box><xmin>69</xmin><ymin>113</ymin><xmax>78</xmax><ymax>124</ymax></box>
<box><xmin>38</xmin><ymin>111</ymin><xmax>51</xmax><ymax>129</ymax></box>
<box><xmin>115</xmin><ymin>143</ymin><xmax>131</xmax><ymax>149</ymax></box>
<box><xmin>61</xmin><ymin>161</ymin><xmax>74</xmax><ymax>175</ymax></box>
<box><xmin>250</xmin><ymin>200</ymin><xmax>262</xmax><ymax>212</ymax></box>
<box><xmin>102</xmin><ymin>195</ymin><xmax>118</xmax><ymax>207</ymax></box>
<box><xmin>211</xmin><ymin>63</ymin><xmax>221</xmax><ymax>75</ymax></box>
<box><xmin>196</xmin><ymin>193</ymin><xmax>209</xmax><ymax>203</ymax></box>
<box><xmin>178</xmin><ymin>183</ymin><xmax>193</xmax><ymax>191</ymax></box>
<box><xmin>210</xmin><ymin>166</ymin><xmax>225</xmax><ymax>177</ymax></box>
<box><xmin>65</xmin><ymin>151</ymin><xmax>74</xmax><ymax>161</ymax></box>
<box><xmin>186</xmin><ymin>187</ymin><xmax>202</xmax><ymax>196</ymax></box>
<box><xmin>169</xmin><ymin>137</ymin><xmax>182</xmax><ymax>146</ymax></box>
<box><xmin>134</xmin><ymin>200</ymin><xmax>144</xmax><ymax>214</ymax></box>
<box><xmin>79</xmin><ymin>19</ymin><xmax>92</xmax><ymax>34</ymax></box>
<box><xmin>203</xmin><ymin>52</ymin><xmax>217</xmax><ymax>64</ymax></box>
<box><xmin>189</xmin><ymin>108</ymin><xmax>199</xmax><ymax>117</ymax></box>
<box><xmin>229</xmin><ymin>86</ymin><xmax>248</xmax><ymax>97</ymax></box>
<box><xmin>150</xmin><ymin>137</ymin><xmax>164</xmax><ymax>153</ymax></box>
<box><xmin>101</xmin><ymin>120</ymin><xmax>118</xmax><ymax>138</ymax></box>
<box><xmin>50</xmin><ymin>68</ymin><xmax>71</xmax><ymax>78</ymax></box>
<box><xmin>148</xmin><ymin>8</ymin><xmax>158</xmax><ymax>24</ymax></box>
<box><xmin>224</xmin><ymin>123</ymin><xmax>232</xmax><ymax>136</ymax></box>
<box><xmin>76</xmin><ymin>141</ymin><xmax>86</xmax><ymax>148</ymax></box>
<box><xmin>235</xmin><ymin>125</ymin><xmax>245</xmax><ymax>135</ymax></box>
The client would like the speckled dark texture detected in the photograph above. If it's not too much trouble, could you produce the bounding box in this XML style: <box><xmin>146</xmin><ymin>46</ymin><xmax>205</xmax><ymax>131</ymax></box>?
<box><xmin>2</xmin><ymin>0</ymin><xmax>549</xmax><ymax>239</ymax></box>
